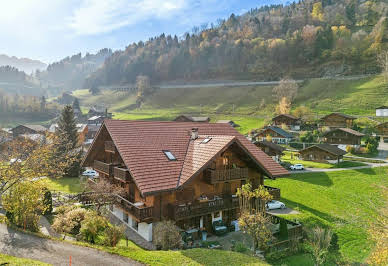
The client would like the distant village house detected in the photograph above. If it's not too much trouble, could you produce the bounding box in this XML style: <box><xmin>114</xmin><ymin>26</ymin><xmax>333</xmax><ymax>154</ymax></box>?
<box><xmin>174</xmin><ymin>115</ymin><xmax>210</xmax><ymax>123</ymax></box>
<box><xmin>272</xmin><ymin>114</ymin><xmax>301</xmax><ymax>131</ymax></box>
<box><xmin>299</xmin><ymin>144</ymin><xmax>346</xmax><ymax>164</ymax></box>
<box><xmin>255</xmin><ymin>126</ymin><xmax>293</xmax><ymax>144</ymax></box>
<box><xmin>319</xmin><ymin>113</ymin><xmax>355</xmax><ymax>129</ymax></box>
<box><xmin>254</xmin><ymin>140</ymin><xmax>285</xmax><ymax>163</ymax></box>
<box><xmin>323</xmin><ymin>128</ymin><xmax>364</xmax><ymax>150</ymax></box>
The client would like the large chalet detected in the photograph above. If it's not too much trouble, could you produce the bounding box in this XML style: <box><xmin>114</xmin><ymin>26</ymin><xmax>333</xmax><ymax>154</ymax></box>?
<box><xmin>323</xmin><ymin>128</ymin><xmax>364</xmax><ymax>149</ymax></box>
<box><xmin>319</xmin><ymin>113</ymin><xmax>356</xmax><ymax>129</ymax></box>
<box><xmin>82</xmin><ymin>120</ymin><xmax>288</xmax><ymax>242</ymax></box>
<box><xmin>272</xmin><ymin>114</ymin><xmax>301</xmax><ymax>131</ymax></box>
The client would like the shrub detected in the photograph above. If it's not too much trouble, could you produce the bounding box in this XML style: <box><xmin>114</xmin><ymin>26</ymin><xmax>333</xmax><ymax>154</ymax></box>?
<box><xmin>55</xmin><ymin>205</ymin><xmax>77</xmax><ymax>215</ymax></box>
<box><xmin>234</xmin><ymin>242</ymin><xmax>249</xmax><ymax>253</ymax></box>
<box><xmin>104</xmin><ymin>224</ymin><xmax>125</xmax><ymax>247</ymax></box>
<box><xmin>305</xmin><ymin>227</ymin><xmax>333</xmax><ymax>266</ymax></box>
<box><xmin>52</xmin><ymin>207</ymin><xmax>89</xmax><ymax>237</ymax></box>
<box><xmin>153</xmin><ymin>220</ymin><xmax>183</xmax><ymax>250</ymax></box>
<box><xmin>80</xmin><ymin>213</ymin><xmax>109</xmax><ymax>244</ymax></box>
<box><xmin>279</xmin><ymin>219</ymin><xmax>288</xmax><ymax>240</ymax></box>
<box><xmin>42</xmin><ymin>188</ymin><xmax>53</xmax><ymax>215</ymax></box>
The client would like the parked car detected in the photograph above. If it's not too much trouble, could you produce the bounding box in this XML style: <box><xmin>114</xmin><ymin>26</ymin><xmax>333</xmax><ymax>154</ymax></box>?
<box><xmin>266</xmin><ymin>200</ymin><xmax>286</xmax><ymax>210</ymax></box>
<box><xmin>10</xmin><ymin>158</ymin><xmax>22</xmax><ymax>163</ymax></box>
<box><xmin>290</xmin><ymin>164</ymin><xmax>304</xmax><ymax>170</ymax></box>
<box><xmin>82</xmin><ymin>169</ymin><xmax>98</xmax><ymax>177</ymax></box>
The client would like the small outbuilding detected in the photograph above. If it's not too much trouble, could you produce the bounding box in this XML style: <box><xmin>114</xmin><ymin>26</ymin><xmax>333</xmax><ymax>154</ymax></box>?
<box><xmin>299</xmin><ymin>144</ymin><xmax>347</xmax><ymax>164</ymax></box>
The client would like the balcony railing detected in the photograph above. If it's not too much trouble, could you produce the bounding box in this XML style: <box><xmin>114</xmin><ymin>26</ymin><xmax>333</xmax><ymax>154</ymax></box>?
<box><xmin>94</xmin><ymin>160</ymin><xmax>113</xmax><ymax>176</ymax></box>
<box><xmin>113</xmin><ymin>167</ymin><xmax>130</xmax><ymax>182</ymax></box>
<box><xmin>206</xmin><ymin>168</ymin><xmax>249</xmax><ymax>184</ymax></box>
<box><xmin>105</xmin><ymin>141</ymin><xmax>116</xmax><ymax>153</ymax></box>
<box><xmin>79</xmin><ymin>192</ymin><xmax>153</xmax><ymax>222</ymax></box>
<box><xmin>264</xmin><ymin>185</ymin><xmax>281</xmax><ymax>200</ymax></box>
<box><xmin>115</xmin><ymin>194</ymin><xmax>153</xmax><ymax>222</ymax></box>
<box><xmin>169</xmin><ymin>196</ymin><xmax>239</xmax><ymax>220</ymax></box>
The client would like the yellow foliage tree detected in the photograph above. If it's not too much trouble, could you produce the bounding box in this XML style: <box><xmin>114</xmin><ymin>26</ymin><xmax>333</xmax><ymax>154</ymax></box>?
<box><xmin>312</xmin><ymin>2</ymin><xmax>324</xmax><ymax>21</ymax></box>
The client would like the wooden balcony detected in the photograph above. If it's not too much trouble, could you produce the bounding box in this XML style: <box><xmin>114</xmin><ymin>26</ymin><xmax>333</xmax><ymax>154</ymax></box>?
<box><xmin>94</xmin><ymin>160</ymin><xmax>113</xmax><ymax>176</ymax></box>
<box><xmin>169</xmin><ymin>196</ymin><xmax>239</xmax><ymax>220</ymax></box>
<box><xmin>115</xmin><ymin>194</ymin><xmax>153</xmax><ymax>222</ymax></box>
<box><xmin>264</xmin><ymin>185</ymin><xmax>281</xmax><ymax>200</ymax></box>
<box><xmin>105</xmin><ymin>141</ymin><xmax>116</xmax><ymax>153</ymax></box>
<box><xmin>113</xmin><ymin>167</ymin><xmax>130</xmax><ymax>182</ymax></box>
<box><xmin>206</xmin><ymin>168</ymin><xmax>249</xmax><ymax>184</ymax></box>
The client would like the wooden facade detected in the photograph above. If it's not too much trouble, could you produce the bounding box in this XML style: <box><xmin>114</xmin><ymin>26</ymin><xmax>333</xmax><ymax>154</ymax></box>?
<box><xmin>299</xmin><ymin>146</ymin><xmax>345</xmax><ymax>163</ymax></box>
<box><xmin>88</xmin><ymin>126</ymin><xmax>281</xmax><ymax>238</ymax></box>
<box><xmin>320</xmin><ymin>113</ymin><xmax>355</xmax><ymax>129</ymax></box>
<box><xmin>376</xmin><ymin>122</ymin><xmax>388</xmax><ymax>136</ymax></box>
<box><xmin>323</xmin><ymin>129</ymin><xmax>363</xmax><ymax>145</ymax></box>
<box><xmin>272</xmin><ymin>114</ymin><xmax>301</xmax><ymax>130</ymax></box>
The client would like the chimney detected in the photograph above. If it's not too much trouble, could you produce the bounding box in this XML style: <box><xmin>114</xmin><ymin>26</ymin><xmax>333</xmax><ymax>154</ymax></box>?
<box><xmin>191</xmin><ymin>128</ymin><xmax>198</xmax><ymax>140</ymax></box>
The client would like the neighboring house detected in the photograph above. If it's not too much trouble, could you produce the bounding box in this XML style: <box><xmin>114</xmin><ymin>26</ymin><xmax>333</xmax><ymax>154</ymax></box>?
<box><xmin>49</xmin><ymin>123</ymin><xmax>88</xmax><ymax>145</ymax></box>
<box><xmin>87</xmin><ymin>116</ymin><xmax>106</xmax><ymax>125</ymax></box>
<box><xmin>255</xmin><ymin>126</ymin><xmax>294</xmax><ymax>144</ymax></box>
<box><xmin>0</xmin><ymin>128</ymin><xmax>12</xmax><ymax>143</ymax></box>
<box><xmin>216</xmin><ymin>120</ymin><xmax>240</xmax><ymax>128</ymax></box>
<box><xmin>319</xmin><ymin>113</ymin><xmax>355</xmax><ymax>129</ymax></box>
<box><xmin>254</xmin><ymin>140</ymin><xmax>285</xmax><ymax>163</ymax></box>
<box><xmin>272</xmin><ymin>114</ymin><xmax>301</xmax><ymax>131</ymax></box>
<box><xmin>375</xmin><ymin>122</ymin><xmax>388</xmax><ymax>142</ymax></box>
<box><xmin>299</xmin><ymin>144</ymin><xmax>347</xmax><ymax>164</ymax></box>
<box><xmin>82</xmin><ymin>120</ymin><xmax>287</xmax><ymax>242</ymax></box>
<box><xmin>376</xmin><ymin>106</ymin><xmax>388</xmax><ymax>117</ymax></box>
<box><xmin>11</xmin><ymin>125</ymin><xmax>47</xmax><ymax>138</ymax></box>
<box><xmin>174</xmin><ymin>115</ymin><xmax>210</xmax><ymax>123</ymax></box>
<box><xmin>323</xmin><ymin>128</ymin><xmax>365</xmax><ymax>150</ymax></box>
<box><xmin>88</xmin><ymin>107</ymin><xmax>113</xmax><ymax>119</ymax></box>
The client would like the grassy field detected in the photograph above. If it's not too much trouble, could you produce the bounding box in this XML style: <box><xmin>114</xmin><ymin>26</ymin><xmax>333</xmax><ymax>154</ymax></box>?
<box><xmin>69</xmin><ymin>74</ymin><xmax>388</xmax><ymax>136</ymax></box>
<box><xmin>282</xmin><ymin>151</ymin><xmax>367</xmax><ymax>169</ymax></box>
<box><xmin>265</xmin><ymin>167</ymin><xmax>388</xmax><ymax>263</ymax></box>
<box><xmin>73</xmin><ymin>238</ymin><xmax>268</xmax><ymax>266</ymax></box>
<box><xmin>39</xmin><ymin>177</ymin><xmax>83</xmax><ymax>194</ymax></box>
<box><xmin>0</xmin><ymin>253</ymin><xmax>49</xmax><ymax>266</ymax></box>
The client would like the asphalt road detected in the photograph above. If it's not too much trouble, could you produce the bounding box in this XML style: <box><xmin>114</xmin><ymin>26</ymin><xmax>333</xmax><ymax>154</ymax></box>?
<box><xmin>0</xmin><ymin>223</ymin><xmax>142</xmax><ymax>266</ymax></box>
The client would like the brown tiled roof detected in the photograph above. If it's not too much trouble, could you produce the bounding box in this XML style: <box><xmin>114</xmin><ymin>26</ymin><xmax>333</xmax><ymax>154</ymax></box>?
<box><xmin>300</xmin><ymin>144</ymin><xmax>347</xmax><ymax>156</ymax></box>
<box><xmin>324</xmin><ymin>127</ymin><xmax>365</xmax><ymax>137</ymax></box>
<box><xmin>83</xmin><ymin>120</ymin><xmax>288</xmax><ymax>195</ymax></box>
<box><xmin>321</xmin><ymin>113</ymin><xmax>356</xmax><ymax>120</ymax></box>
<box><xmin>254</xmin><ymin>140</ymin><xmax>286</xmax><ymax>153</ymax></box>
<box><xmin>272</xmin><ymin>114</ymin><xmax>300</xmax><ymax>121</ymax></box>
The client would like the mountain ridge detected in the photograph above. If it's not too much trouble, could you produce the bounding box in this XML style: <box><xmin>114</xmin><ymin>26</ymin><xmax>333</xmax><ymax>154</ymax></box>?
<box><xmin>0</xmin><ymin>54</ymin><xmax>46</xmax><ymax>74</ymax></box>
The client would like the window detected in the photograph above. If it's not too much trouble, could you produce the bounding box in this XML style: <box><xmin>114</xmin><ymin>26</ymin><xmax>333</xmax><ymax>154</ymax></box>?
<box><xmin>163</xmin><ymin>150</ymin><xmax>176</xmax><ymax>161</ymax></box>
<box><xmin>201</xmin><ymin>137</ymin><xmax>212</xmax><ymax>144</ymax></box>
<box><xmin>123</xmin><ymin>212</ymin><xmax>128</xmax><ymax>224</ymax></box>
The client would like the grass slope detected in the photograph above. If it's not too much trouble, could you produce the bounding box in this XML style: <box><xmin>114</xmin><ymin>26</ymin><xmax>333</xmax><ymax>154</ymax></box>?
<box><xmin>265</xmin><ymin>167</ymin><xmax>388</xmax><ymax>263</ymax></box>
<box><xmin>0</xmin><ymin>253</ymin><xmax>49</xmax><ymax>266</ymax></box>
<box><xmin>71</xmin><ymin>75</ymin><xmax>387</xmax><ymax>135</ymax></box>
<box><xmin>75</xmin><ymin>239</ymin><xmax>268</xmax><ymax>266</ymax></box>
<box><xmin>39</xmin><ymin>177</ymin><xmax>83</xmax><ymax>194</ymax></box>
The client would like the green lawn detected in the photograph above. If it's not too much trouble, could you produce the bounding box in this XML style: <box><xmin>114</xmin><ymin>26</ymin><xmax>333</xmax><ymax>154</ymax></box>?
<box><xmin>39</xmin><ymin>177</ymin><xmax>83</xmax><ymax>194</ymax></box>
<box><xmin>73</xmin><ymin>239</ymin><xmax>268</xmax><ymax>266</ymax></box>
<box><xmin>0</xmin><ymin>253</ymin><xmax>49</xmax><ymax>266</ymax></box>
<box><xmin>282</xmin><ymin>151</ymin><xmax>367</xmax><ymax>169</ymax></box>
<box><xmin>265</xmin><ymin>167</ymin><xmax>388</xmax><ymax>263</ymax></box>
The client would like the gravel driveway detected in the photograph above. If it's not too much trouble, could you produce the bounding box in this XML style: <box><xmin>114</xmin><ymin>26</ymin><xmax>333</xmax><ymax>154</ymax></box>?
<box><xmin>0</xmin><ymin>224</ymin><xmax>142</xmax><ymax>266</ymax></box>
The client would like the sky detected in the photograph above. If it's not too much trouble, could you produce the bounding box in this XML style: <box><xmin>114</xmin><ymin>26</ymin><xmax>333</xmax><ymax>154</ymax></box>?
<box><xmin>0</xmin><ymin>0</ymin><xmax>288</xmax><ymax>63</ymax></box>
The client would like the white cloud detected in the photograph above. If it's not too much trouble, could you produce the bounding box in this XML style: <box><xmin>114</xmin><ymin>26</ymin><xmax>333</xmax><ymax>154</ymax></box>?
<box><xmin>68</xmin><ymin>0</ymin><xmax>189</xmax><ymax>35</ymax></box>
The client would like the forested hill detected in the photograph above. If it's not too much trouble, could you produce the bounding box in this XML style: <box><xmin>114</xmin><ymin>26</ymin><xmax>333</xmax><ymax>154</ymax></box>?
<box><xmin>84</xmin><ymin>0</ymin><xmax>388</xmax><ymax>89</ymax></box>
<box><xmin>38</xmin><ymin>48</ymin><xmax>113</xmax><ymax>90</ymax></box>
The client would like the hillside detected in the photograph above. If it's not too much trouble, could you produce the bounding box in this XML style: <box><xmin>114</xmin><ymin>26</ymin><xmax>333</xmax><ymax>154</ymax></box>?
<box><xmin>84</xmin><ymin>0</ymin><xmax>388</xmax><ymax>88</ymax></box>
<box><xmin>0</xmin><ymin>54</ymin><xmax>46</xmax><ymax>74</ymax></box>
<box><xmin>73</xmin><ymin>74</ymin><xmax>387</xmax><ymax>133</ymax></box>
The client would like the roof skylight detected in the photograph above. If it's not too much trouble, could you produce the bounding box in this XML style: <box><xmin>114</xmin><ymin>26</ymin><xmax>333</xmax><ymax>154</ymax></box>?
<box><xmin>201</xmin><ymin>137</ymin><xmax>212</xmax><ymax>144</ymax></box>
<box><xmin>163</xmin><ymin>150</ymin><xmax>176</xmax><ymax>161</ymax></box>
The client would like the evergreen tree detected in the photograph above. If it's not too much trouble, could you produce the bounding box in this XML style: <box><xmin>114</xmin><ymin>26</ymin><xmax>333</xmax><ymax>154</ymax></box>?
<box><xmin>56</xmin><ymin>105</ymin><xmax>81</xmax><ymax>176</ymax></box>
<box><xmin>58</xmin><ymin>105</ymin><xmax>78</xmax><ymax>149</ymax></box>
<box><xmin>72</xmin><ymin>98</ymin><xmax>81</xmax><ymax>112</ymax></box>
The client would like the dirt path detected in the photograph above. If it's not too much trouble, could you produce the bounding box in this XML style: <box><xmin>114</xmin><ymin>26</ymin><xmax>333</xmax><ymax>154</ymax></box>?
<box><xmin>0</xmin><ymin>224</ymin><xmax>142</xmax><ymax>266</ymax></box>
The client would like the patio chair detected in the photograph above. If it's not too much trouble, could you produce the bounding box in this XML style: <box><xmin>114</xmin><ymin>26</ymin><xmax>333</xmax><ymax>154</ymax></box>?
<box><xmin>212</xmin><ymin>220</ymin><xmax>228</xmax><ymax>236</ymax></box>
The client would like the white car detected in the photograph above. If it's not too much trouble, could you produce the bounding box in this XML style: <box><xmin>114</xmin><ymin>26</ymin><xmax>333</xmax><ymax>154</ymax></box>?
<box><xmin>290</xmin><ymin>164</ymin><xmax>304</xmax><ymax>170</ymax></box>
<box><xmin>10</xmin><ymin>158</ymin><xmax>22</xmax><ymax>163</ymax></box>
<box><xmin>82</xmin><ymin>169</ymin><xmax>98</xmax><ymax>177</ymax></box>
<box><xmin>266</xmin><ymin>200</ymin><xmax>286</xmax><ymax>210</ymax></box>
